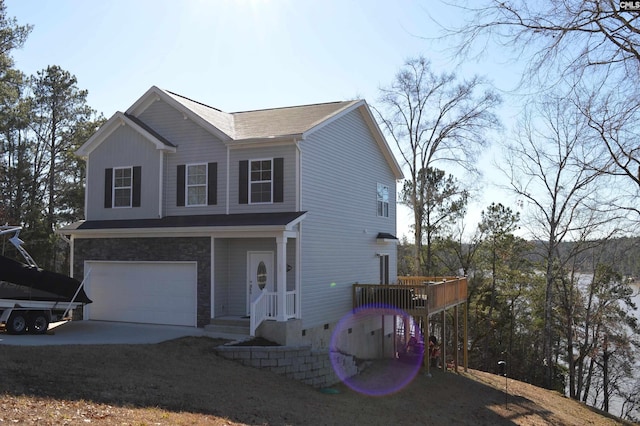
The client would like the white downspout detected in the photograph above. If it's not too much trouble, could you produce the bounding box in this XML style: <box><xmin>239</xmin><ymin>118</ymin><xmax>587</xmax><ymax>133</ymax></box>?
<box><xmin>295</xmin><ymin>138</ymin><xmax>302</xmax><ymax>211</ymax></box>
<box><xmin>69</xmin><ymin>235</ymin><xmax>74</xmax><ymax>278</ymax></box>
<box><xmin>226</xmin><ymin>146</ymin><xmax>230</xmax><ymax>215</ymax></box>
<box><xmin>84</xmin><ymin>160</ymin><xmax>89</xmax><ymax>219</ymax></box>
<box><xmin>158</xmin><ymin>151</ymin><xmax>164</xmax><ymax>217</ymax></box>
<box><xmin>210</xmin><ymin>236</ymin><xmax>215</xmax><ymax>321</ymax></box>
<box><xmin>294</xmin><ymin>138</ymin><xmax>303</xmax><ymax>319</ymax></box>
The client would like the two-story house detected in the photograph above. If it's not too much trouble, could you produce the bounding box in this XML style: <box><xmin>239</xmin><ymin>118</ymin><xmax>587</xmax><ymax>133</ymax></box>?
<box><xmin>60</xmin><ymin>86</ymin><xmax>403</xmax><ymax>355</ymax></box>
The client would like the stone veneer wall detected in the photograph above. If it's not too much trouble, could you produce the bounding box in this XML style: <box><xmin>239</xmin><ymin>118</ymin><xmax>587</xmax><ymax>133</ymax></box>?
<box><xmin>73</xmin><ymin>237</ymin><xmax>211</xmax><ymax>326</ymax></box>
<box><xmin>215</xmin><ymin>345</ymin><xmax>359</xmax><ymax>388</ymax></box>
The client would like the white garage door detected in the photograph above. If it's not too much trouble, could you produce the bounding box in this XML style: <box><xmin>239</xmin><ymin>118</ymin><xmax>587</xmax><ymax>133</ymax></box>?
<box><xmin>85</xmin><ymin>262</ymin><xmax>197</xmax><ymax>327</ymax></box>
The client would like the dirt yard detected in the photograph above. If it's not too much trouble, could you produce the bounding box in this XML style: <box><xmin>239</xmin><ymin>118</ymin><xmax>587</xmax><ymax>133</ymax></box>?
<box><xmin>0</xmin><ymin>336</ymin><xmax>631</xmax><ymax>425</ymax></box>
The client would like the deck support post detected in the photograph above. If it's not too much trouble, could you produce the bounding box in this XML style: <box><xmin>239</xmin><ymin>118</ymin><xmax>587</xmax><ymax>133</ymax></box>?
<box><xmin>454</xmin><ymin>304</ymin><xmax>459</xmax><ymax>373</ymax></box>
<box><xmin>424</xmin><ymin>297</ymin><xmax>430</xmax><ymax>374</ymax></box>
<box><xmin>440</xmin><ymin>310</ymin><xmax>446</xmax><ymax>371</ymax></box>
<box><xmin>463</xmin><ymin>301</ymin><xmax>468</xmax><ymax>372</ymax></box>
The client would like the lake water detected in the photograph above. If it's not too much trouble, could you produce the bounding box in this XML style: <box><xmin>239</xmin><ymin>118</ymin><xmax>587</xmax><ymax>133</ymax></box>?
<box><xmin>572</xmin><ymin>278</ymin><xmax>639</xmax><ymax>418</ymax></box>
<box><xmin>613</xmin><ymin>282</ymin><xmax>640</xmax><ymax>418</ymax></box>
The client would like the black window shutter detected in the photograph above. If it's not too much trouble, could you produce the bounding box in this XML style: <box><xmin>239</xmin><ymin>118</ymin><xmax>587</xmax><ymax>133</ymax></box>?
<box><xmin>177</xmin><ymin>164</ymin><xmax>185</xmax><ymax>206</ymax></box>
<box><xmin>273</xmin><ymin>157</ymin><xmax>284</xmax><ymax>203</ymax></box>
<box><xmin>132</xmin><ymin>166</ymin><xmax>141</xmax><ymax>207</ymax></box>
<box><xmin>207</xmin><ymin>162</ymin><xmax>217</xmax><ymax>205</ymax></box>
<box><xmin>104</xmin><ymin>168</ymin><xmax>113</xmax><ymax>208</ymax></box>
<box><xmin>239</xmin><ymin>160</ymin><xmax>248</xmax><ymax>204</ymax></box>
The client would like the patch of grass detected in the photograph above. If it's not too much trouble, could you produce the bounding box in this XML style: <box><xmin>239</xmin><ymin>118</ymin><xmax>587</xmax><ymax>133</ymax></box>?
<box><xmin>0</xmin><ymin>336</ymin><xmax>629</xmax><ymax>425</ymax></box>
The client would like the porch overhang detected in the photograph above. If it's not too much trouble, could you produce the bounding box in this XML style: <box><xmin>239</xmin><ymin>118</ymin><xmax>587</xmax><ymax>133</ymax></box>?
<box><xmin>58</xmin><ymin>212</ymin><xmax>307</xmax><ymax>238</ymax></box>
<box><xmin>376</xmin><ymin>232</ymin><xmax>398</xmax><ymax>244</ymax></box>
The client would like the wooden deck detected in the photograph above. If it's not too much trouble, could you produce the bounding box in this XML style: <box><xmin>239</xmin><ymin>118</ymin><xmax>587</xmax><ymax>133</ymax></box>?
<box><xmin>352</xmin><ymin>276</ymin><xmax>469</xmax><ymax>373</ymax></box>
<box><xmin>352</xmin><ymin>276</ymin><xmax>467</xmax><ymax>316</ymax></box>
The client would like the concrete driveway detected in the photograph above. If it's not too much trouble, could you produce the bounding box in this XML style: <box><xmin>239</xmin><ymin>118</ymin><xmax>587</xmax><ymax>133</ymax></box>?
<box><xmin>0</xmin><ymin>320</ymin><xmax>247</xmax><ymax>346</ymax></box>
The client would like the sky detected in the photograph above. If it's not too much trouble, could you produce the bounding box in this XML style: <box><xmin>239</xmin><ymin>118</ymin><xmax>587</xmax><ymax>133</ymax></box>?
<box><xmin>5</xmin><ymin>0</ymin><xmax>521</xmax><ymax>240</ymax></box>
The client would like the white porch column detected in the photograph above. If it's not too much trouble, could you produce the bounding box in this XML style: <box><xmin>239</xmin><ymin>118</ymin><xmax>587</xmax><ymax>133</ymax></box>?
<box><xmin>276</xmin><ymin>235</ymin><xmax>287</xmax><ymax>321</ymax></box>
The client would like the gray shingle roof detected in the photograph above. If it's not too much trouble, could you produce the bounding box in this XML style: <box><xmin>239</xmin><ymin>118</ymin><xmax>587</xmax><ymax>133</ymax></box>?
<box><xmin>231</xmin><ymin>101</ymin><xmax>359</xmax><ymax>139</ymax></box>
<box><xmin>164</xmin><ymin>91</ymin><xmax>235</xmax><ymax>138</ymax></box>
<box><xmin>165</xmin><ymin>90</ymin><xmax>359</xmax><ymax>140</ymax></box>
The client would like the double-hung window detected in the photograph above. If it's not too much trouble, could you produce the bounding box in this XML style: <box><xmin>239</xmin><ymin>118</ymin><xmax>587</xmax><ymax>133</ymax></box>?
<box><xmin>176</xmin><ymin>163</ymin><xmax>217</xmax><ymax>207</ymax></box>
<box><xmin>113</xmin><ymin>167</ymin><xmax>133</xmax><ymax>208</ymax></box>
<box><xmin>238</xmin><ymin>158</ymin><xmax>283</xmax><ymax>205</ymax></box>
<box><xmin>104</xmin><ymin>166</ymin><xmax>140</xmax><ymax>209</ymax></box>
<box><xmin>186</xmin><ymin>164</ymin><xmax>207</xmax><ymax>206</ymax></box>
<box><xmin>250</xmin><ymin>159</ymin><xmax>273</xmax><ymax>204</ymax></box>
<box><xmin>377</xmin><ymin>183</ymin><xmax>389</xmax><ymax>217</ymax></box>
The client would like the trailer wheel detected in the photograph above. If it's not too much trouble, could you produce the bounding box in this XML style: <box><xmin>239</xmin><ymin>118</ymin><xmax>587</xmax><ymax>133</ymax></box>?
<box><xmin>6</xmin><ymin>312</ymin><xmax>28</xmax><ymax>335</ymax></box>
<box><xmin>28</xmin><ymin>312</ymin><xmax>49</xmax><ymax>335</ymax></box>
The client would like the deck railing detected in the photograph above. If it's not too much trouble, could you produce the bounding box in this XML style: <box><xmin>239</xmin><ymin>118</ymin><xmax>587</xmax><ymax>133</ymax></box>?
<box><xmin>352</xmin><ymin>276</ymin><xmax>467</xmax><ymax>316</ymax></box>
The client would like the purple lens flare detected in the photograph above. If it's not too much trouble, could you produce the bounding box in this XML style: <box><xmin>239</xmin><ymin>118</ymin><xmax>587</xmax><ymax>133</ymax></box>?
<box><xmin>330</xmin><ymin>304</ymin><xmax>424</xmax><ymax>396</ymax></box>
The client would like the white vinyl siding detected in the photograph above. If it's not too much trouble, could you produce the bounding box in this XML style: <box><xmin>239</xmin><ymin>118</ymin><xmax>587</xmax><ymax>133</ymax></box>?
<box><xmin>229</xmin><ymin>145</ymin><xmax>297</xmax><ymax>214</ymax></box>
<box><xmin>299</xmin><ymin>108</ymin><xmax>398</xmax><ymax>330</ymax></box>
<box><xmin>137</xmin><ymin>101</ymin><xmax>227</xmax><ymax>216</ymax></box>
<box><xmin>86</xmin><ymin>125</ymin><xmax>160</xmax><ymax>220</ymax></box>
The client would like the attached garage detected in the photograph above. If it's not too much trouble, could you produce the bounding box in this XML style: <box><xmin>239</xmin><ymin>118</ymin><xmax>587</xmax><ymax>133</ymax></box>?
<box><xmin>84</xmin><ymin>261</ymin><xmax>198</xmax><ymax>327</ymax></box>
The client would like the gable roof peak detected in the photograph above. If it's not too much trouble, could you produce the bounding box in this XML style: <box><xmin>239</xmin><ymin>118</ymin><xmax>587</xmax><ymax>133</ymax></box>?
<box><xmin>165</xmin><ymin>89</ymin><xmax>226</xmax><ymax>114</ymax></box>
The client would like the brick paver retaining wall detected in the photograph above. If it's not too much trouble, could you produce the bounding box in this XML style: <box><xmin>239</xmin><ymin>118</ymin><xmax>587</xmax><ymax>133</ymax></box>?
<box><xmin>215</xmin><ymin>345</ymin><xmax>359</xmax><ymax>388</ymax></box>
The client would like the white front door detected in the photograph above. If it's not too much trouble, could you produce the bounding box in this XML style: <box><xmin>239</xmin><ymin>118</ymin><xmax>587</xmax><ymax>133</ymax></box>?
<box><xmin>247</xmin><ymin>251</ymin><xmax>274</xmax><ymax>315</ymax></box>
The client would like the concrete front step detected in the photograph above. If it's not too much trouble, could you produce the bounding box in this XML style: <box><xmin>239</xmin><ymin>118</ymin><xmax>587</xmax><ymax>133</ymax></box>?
<box><xmin>205</xmin><ymin>317</ymin><xmax>250</xmax><ymax>335</ymax></box>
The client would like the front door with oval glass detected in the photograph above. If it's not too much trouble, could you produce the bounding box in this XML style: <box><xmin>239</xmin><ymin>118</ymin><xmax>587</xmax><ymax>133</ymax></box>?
<box><xmin>247</xmin><ymin>251</ymin><xmax>274</xmax><ymax>316</ymax></box>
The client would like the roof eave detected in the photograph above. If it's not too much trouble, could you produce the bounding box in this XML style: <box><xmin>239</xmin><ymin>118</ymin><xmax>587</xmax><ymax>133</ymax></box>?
<box><xmin>227</xmin><ymin>134</ymin><xmax>304</xmax><ymax>147</ymax></box>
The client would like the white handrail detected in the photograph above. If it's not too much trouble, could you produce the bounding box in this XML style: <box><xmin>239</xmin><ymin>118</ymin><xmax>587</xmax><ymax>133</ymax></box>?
<box><xmin>250</xmin><ymin>291</ymin><xmax>278</xmax><ymax>336</ymax></box>
<box><xmin>250</xmin><ymin>292</ymin><xmax>266</xmax><ymax>336</ymax></box>
<box><xmin>250</xmin><ymin>290</ymin><xmax>298</xmax><ymax>336</ymax></box>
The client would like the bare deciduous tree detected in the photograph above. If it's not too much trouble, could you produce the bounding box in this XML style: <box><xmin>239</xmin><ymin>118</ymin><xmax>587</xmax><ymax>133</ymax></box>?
<box><xmin>500</xmin><ymin>93</ymin><xmax>615</xmax><ymax>389</ymax></box>
<box><xmin>375</xmin><ymin>56</ymin><xmax>501</xmax><ymax>273</ymax></box>
<box><xmin>442</xmin><ymin>0</ymin><xmax>640</xmax><ymax>213</ymax></box>
<box><xmin>445</xmin><ymin>0</ymin><xmax>640</xmax><ymax>86</ymax></box>
<box><xmin>574</xmin><ymin>84</ymin><xmax>640</xmax><ymax>216</ymax></box>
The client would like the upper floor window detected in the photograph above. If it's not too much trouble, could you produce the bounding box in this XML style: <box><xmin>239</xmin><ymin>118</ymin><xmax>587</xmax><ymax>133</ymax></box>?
<box><xmin>176</xmin><ymin>163</ymin><xmax>217</xmax><ymax>207</ymax></box>
<box><xmin>113</xmin><ymin>167</ymin><xmax>133</xmax><ymax>208</ymax></box>
<box><xmin>377</xmin><ymin>183</ymin><xmax>389</xmax><ymax>217</ymax></box>
<box><xmin>104</xmin><ymin>166</ymin><xmax>141</xmax><ymax>209</ymax></box>
<box><xmin>187</xmin><ymin>164</ymin><xmax>207</xmax><ymax>206</ymax></box>
<box><xmin>250</xmin><ymin>159</ymin><xmax>273</xmax><ymax>204</ymax></box>
<box><xmin>238</xmin><ymin>158</ymin><xmax>283</xmax><ymax>205</ymax></box>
